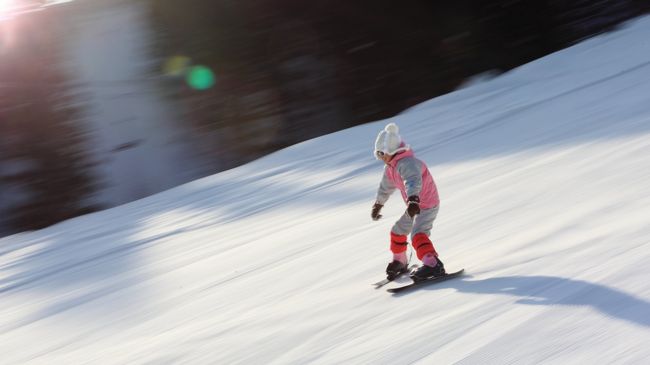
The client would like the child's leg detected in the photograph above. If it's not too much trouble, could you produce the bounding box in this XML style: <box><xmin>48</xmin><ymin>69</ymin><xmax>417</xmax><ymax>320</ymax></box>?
<box><xmin>390</xmin><ymin>212</ymin><xmax>414</xmax><ymax>264</ymax></box>
<box><xmin>411</xmin><ymin>206</ymin><xmax>440</xmax><ymax>261</ymax></box>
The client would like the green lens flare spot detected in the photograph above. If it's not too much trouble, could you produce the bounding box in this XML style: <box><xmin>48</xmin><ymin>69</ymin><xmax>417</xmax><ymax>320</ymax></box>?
<box><xmin>186</xmin><ymin>66</ymin><xmax>215</xmax><ymax>90</ymax></box>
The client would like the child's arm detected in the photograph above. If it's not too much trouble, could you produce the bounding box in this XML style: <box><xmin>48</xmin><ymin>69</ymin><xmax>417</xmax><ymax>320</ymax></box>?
<box><xmin>375</xmin><ymin>168</ymin><xmax>396</xmax><ymax>205</ymax></box>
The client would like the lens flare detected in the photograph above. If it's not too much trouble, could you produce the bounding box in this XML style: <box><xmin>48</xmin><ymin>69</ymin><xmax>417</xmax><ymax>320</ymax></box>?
<box><xmin>0</xmin><ymin>0</ymin><xmax>15</xmax><ymax>18</ymax></box>
<box><xmin>162</xmin><ymin>55</ymin><xmax>191</xmax><ymax>77</ymax></box>
<box><xmin>186</xmin><ymin>65</ymin><xmax>215</xmax><ymax>90</ymax></box>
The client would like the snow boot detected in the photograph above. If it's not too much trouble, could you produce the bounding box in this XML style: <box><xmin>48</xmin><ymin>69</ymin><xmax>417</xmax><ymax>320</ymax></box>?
<box><xmin>411</xmin><ymin>256</ymin><xmax>445</xmax><ymax>281</ymax></box>
<box><xmin>386</xmin><ymin>260</ymin><xmax>409</xmax><ymax>281</ymax></box>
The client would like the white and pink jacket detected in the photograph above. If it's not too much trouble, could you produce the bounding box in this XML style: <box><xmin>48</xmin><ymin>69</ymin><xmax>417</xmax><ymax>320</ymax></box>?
<box><xmin>375</xmin><ymin>148</ymin><xmax>439</xmax><ymax>209</ymax></box>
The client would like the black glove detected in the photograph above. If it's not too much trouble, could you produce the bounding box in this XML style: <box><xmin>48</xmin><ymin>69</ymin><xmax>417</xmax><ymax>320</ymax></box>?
<box><xmin>371</xmin><ymin>203</ymin><xmax>383</xmax><ymax>221</ymax></box>
<box><xmin>407</xmin><ymin>195</ymin><xmax>420</xmax><ymax>217</ymax></box>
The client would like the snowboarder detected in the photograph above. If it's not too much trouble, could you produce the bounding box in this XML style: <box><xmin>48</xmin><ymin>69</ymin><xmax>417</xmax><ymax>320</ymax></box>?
<box><xmin>371</xmin><ymin>122</ymin><xmax>445</xmax><ymax>281</ymax></box>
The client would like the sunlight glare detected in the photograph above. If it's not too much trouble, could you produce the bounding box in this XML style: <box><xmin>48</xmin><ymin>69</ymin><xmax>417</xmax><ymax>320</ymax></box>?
<box><xmin>0</xmin><ymin>0</ymin><xmax>14</xmax><ymax>16</ymax></box>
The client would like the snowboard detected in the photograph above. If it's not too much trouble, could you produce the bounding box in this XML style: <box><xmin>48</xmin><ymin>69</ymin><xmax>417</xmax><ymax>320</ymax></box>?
<box><xmin>372</xmin><ymin>264</ymin><xmax>418</xmax><ymax>289</ymax></box>
<box><xmin>387</xmin><ymin>269</ymin><xmax>465</xmax><ymax>293</ymax></box>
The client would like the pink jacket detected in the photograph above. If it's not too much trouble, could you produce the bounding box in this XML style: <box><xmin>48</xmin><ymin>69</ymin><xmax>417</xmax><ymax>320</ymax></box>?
<box><xmin>376</xmin><ymin>149</ymin><xmax>439</xmax><ymax>209</ymax></box>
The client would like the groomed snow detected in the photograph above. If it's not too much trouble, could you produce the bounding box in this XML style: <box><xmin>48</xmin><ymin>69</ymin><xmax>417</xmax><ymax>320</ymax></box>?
<box><xmin>2</xmin><ymin>15</ymin><xmax>650</xmax><ymax>365</ymax></box>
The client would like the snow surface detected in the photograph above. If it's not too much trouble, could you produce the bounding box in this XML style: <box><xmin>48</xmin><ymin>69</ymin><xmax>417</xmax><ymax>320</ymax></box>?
<box><xmin>2</xmin><ymin>15</ymin><xmax>650</xmax><ymax>365</ymax></box>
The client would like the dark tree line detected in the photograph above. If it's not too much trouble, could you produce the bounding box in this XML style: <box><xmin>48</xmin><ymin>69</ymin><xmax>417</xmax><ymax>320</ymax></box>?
<box><xmin>0</xmin><ymin>10</ymin><xmax>99</xmax><ymax>233</ymax></box>
<box><xmin>148</xmin><ymin>0</ymin><xmax>649</xmax><ymax>169</ymax></box>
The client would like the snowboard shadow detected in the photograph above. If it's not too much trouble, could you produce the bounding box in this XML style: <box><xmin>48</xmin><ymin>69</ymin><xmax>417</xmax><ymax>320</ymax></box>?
<box><xmin>421</xmin><ymin>274</ymin><xmax>650</xmax><ymax>327</ymax></box>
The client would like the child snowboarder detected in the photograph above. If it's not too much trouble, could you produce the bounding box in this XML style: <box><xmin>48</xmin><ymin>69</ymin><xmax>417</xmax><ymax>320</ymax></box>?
<box><xmin>371</xmin><ymin>122</ymin><xmax>445</xmax><ymax>281</ymax></box>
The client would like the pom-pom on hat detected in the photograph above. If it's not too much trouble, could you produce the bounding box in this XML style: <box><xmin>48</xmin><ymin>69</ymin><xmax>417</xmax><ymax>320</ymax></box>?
<box><xmin>374</xmin><ymin>122</ymin><xmax>410</xmax><ymax>158</ymax></box>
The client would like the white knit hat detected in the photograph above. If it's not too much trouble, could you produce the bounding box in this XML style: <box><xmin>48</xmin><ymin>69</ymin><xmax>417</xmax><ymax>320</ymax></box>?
<box><xmin>374</xmin><ymin>122</ymin><xmax>410</xmax><ymax>158</ymax></box>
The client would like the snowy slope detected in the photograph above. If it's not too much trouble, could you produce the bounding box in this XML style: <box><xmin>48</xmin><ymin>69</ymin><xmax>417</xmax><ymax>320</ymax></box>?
<box><xmin>2</xmin><ymin>16</ymin><xmax>650</xmax><ymax>365</ymax></box>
